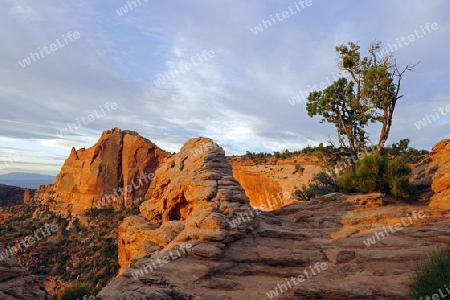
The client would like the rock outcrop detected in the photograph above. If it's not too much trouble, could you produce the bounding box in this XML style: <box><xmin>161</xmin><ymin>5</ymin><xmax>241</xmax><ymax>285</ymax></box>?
<box><xmin>232</xmin><ymin>162</ymin><xmax>322</xmax><ymax>210</ymax></box>
<box><xmin>35</xmin><ymin>128</ymin><xmax>170</xmax><ymax>213</ymax></box>
<box><xmin>0</xmin><ymin>244</ymin><xmax>53</xmax><ymax>299</ymax></box>
<box><xmin>23</xmin><ymin>188</ymin><xmax>34</xmax><ymax>202</ymax></box>
<box><xmin>32</xmin><ymin>184</ymin><xmax>55</xmax><ymax>203</ymax></box>
<box><xmin>428</xmin><ymin>139</ymin><xmax>450</xmax><ymax>209</ymax></box>
<box><xmin>115</xmin><ymin>137</ymin><xmax>255</xmax><ymax>269</ymax></box>
<box><xmin>98</xmin><ymin>138</ymin><xmax>450</xmax><ymax>299</ymax></box>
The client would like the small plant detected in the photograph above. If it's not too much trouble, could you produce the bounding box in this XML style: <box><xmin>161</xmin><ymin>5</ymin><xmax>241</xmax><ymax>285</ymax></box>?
<box><xmin>292</xmin><ymin>185</ymin><xmax>313</xmax><ymax>201</ymax></box>
<box><xmin>292</xmin><ymin>164</ymin><xmax>305</xmax><ymax>174</ymax></box>
<box><xmin>409</xmin><ymin>243</ymin><xmax>450</xmax><ymax>299</ymax></box>
<box><xmin>309</xmin><ymin>170</ymin><xmax>339</xmax><ymax>196</ymax></box>
<box><xmin>60</xmin><ymin>283</ymin><xmax>94</xmax><ymax>300</ymax></box>
<box><xmin>292</xmin><ymin>170</ymin><xmax>339</xmax><ymax>201</ymax></box>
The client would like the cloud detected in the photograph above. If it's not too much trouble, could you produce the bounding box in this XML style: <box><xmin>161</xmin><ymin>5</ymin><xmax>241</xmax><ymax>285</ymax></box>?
<box><xmin>0</xmin><ymin>0</ymin><xmax>449</xmax><ymax>175</ymax></box>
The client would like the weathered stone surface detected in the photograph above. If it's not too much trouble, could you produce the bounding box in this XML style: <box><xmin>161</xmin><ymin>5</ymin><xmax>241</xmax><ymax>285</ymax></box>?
<box><xmin>0</xmin><ymin>244</ymin><xmax>53</xmax><ymax>299</ymax></box>
<box><xmin>23</xmin><ymin>189</ymin><xmax>34</xmax><ymax>203</ymax></box>
<box><xmin>117</xmin><ymin>138</ymin><xmax>256</xmax><ymax>268</ymax></box>
<box><xmin>347</xmin><ymin>193</ymin><xmax>385</xmax><ymax>208</ymax></box>
<box><xmin>98</xmin><ymin>139</ymin><xmax>450</xmax><ymax>300</ymax></box>
<box><xmin>429</xmin><ymin>139</ymin><xmax>450</xmax><ymax>209</ymax></box>
<box><xmin>35</xmin><ymin>128</ymin><xmax>170</xmax><ymax>214</ymax></box>
<box><xmin>32</xmin><ymin>184</ymin><xmax>54</xmax><ymax>203</ymax></box>
<box><xmin>232</xmin><ymin>162</ymin><xmax>322</xmax><ymax>210</ymax></box>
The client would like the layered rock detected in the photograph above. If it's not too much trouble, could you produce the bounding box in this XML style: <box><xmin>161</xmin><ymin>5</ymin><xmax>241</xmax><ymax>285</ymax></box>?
<box><xmin>0</xmin><ymin>184</ymin><xmax>33</xmax><ymax>206</ymax></box>
<box><xmin>0</xmin><ymin>244</ymin><xmax>53</xmax><ymax>299</ymax></box>
<box><xmin>428</xmin><ymin>139</ymin><xmax>450</xmax><ymax>209</ymax></box>
<box><xmin>23</xmin><ymin>189</ymin><xmax>34</xmax><ymax>202</ymax></box>
<box><xmin>99</xmin><ymin>188</ymin><xmax>450</xmax><ymax>299</ymax></box>
<box><xmin>232</xmin><ymin>163</ymin><xmax>322</xmax><ymax>210</ymax></box>
<box><xmin>35</xmin><ymin>128</ymin><xmax>170</xmax><ymax>213</ymax></box>
<box><xmin>116</xmin><ymin>137</ymin><xmax>256</xmax><ymax>268</ymax></box>
<box><xmin>32</xmin><ymin>184</ymin><xmax>55</xmax><ymax>203</ymax></box>
<box><xmin>98</xmin><ymin>138</ymin><xmax>450</xmax><ymax>299</ymax></box>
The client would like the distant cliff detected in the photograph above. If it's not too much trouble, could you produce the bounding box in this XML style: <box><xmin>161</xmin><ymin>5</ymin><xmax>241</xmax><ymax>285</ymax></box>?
<box><xmin>33</xmin><ymin>128</ymin><xmax>170</xmax><ymax>214</ymax></box>
<box><xmin>0</xmin><ymin>184</ymin><xmax>34</xmax><ymax>206</ymax></box>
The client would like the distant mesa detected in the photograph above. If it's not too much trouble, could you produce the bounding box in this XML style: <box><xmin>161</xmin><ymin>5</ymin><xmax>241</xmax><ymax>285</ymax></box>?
<box><xmin>0</xmin><ymin>184</ymin><xmax>34</xmax><ymax>206</ymax></box>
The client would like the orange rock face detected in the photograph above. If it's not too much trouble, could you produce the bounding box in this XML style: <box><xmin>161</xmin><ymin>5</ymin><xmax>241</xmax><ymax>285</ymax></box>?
<box><xmin>49</xmin><ymin>128</ymin><xmax>170</xmax><ymax>213</ymax></box>
<box><xmin>429</xmin><ymin>139</ymin><xmax>450</xmax><ymax>209</ymax></box>
<box><xmin>231</xmin><ymin>162</ymin><xmax>322</xmax><ymax>210</ymax></box>
<box><xmin>23</xmin><ymin>188</ymin><xmax>33</xmax><ymax>203</ymax></box>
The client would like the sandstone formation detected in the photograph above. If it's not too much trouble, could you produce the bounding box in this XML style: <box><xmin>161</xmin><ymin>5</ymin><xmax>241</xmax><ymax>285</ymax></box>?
<box><xmin>0</xmin><ymin>244</ymin><xmax>53</xmax><ymax>299</ymax></box>
<box><xmin>115</xmin><ymin>137</ymin><xmax>255</xmax><ymax>269</ymax></box>
<box><xmin>428</xmin><ymin>139</ymin><xmax>450</xmax><ymax>209</ymax></box>
<box><xmin>34</xmin><ymin>128</ymin><xmax>170</xmax><ymax>213</ymax></box>
<box><xmin>23</xmin><ymin>188</ymin><xmax>34</xmax><ymax>202</ymax></box>
<box><xmin>32</xmin><ymin>184</ymin><xmax>55</xmax><ymax>203</ymax></box>
<box><xmin>232</xmin><ymin>162</ymin><xmax>322</xmax><ymax>210</ymax></box>
<box><xmin>97</xmin><ymin>138</ymin><xmax>450</xmax><ymax>299</ymax></box>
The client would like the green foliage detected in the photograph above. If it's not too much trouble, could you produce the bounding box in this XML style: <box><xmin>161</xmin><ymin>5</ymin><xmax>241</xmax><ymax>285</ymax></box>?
<box><xmin>306</xmin><ymin>41</ymin><xmax>416</xmax><ymax>153</ymax></box>
<box><xmin>293</xmin><ymin>170</ymin><xmax>339</xmax><ymax>201</ymax></box>
<box><xmin>1</xmin><ymin>201</ymin><xmax>143</xmax><ymax>297</ymax></box>
<box><xmin>381</xmin><ymin>138</ymin><xmax>429</xmax><ymax>164</ymax></box>
<box><xmin>309</xmin><ymin>170</ymin><xmax>339</xmax><ymax>196</ymax></box>
<box><xmin>292</xmin><ymin>164</ymin><xmax>305</xmax><ymax>174</ymax></box>
<box><xmin>409</xmin><ymin>243</ymin><xmax>450</xmax><ymax>299</ymax></box>
<box><xmin>337</xmin><ymin>154</ymin><xmax>414</xmax><ymax>199</ymax></box>
<box><xmin>60</xmin><ymin>283</ymin><xmax>94</xmax><ymax>300</ymax></box>
<box><xmin>292</xmin><ymin>185</ymin><xmax>313</xmax><ymax>201</ymax></box>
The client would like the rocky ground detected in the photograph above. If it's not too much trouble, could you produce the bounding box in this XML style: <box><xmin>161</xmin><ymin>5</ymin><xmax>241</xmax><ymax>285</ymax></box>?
<box><xmin>0</xmin><ymin>244</ymin><xmax>52</xmax><ymax>300</ymax></box>
<box><xmin>97</xmin><ymin>138</ymin><xmax>450</xmax><ymax>299</ymax></box>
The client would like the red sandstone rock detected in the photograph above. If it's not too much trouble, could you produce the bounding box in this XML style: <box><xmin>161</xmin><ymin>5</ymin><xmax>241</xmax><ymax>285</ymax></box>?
<box><xmin>428</xmin><ymin>139</ymin><xmax>450</xmax><ymax>209</ymax></box>
<box><xmin>37</xmin><ymin>128</ymin><xmax>170</xmax><ymax>214</ymax></box>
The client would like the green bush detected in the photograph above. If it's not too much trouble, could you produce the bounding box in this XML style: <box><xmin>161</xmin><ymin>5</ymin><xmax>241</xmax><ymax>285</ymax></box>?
<box><xmin>409</xmin><ymin>243</ymin><xmax>450</xmax><ymax>299</ymax></box>
<box><xmin>293</xmin><ymin>164</ymin><xmax>305</xmax><ymax>174</ymax></box>
<box><xmin>293</xmin><ymin>170</ymin><xmax>339</xmax><ymax>201</ymax></box>
<box><xmin>337</xmin><ymin>154</ymin><xmax>414</xmax><ymax>199</ymax></box>
<box><xmin>292</xmin><ymin>185</ymin><xmax>313</xmax><ymax>201</ymax></box>
<box><xmin>60</xmin><ymin>283</ymin><xmax>94</xmax><ymax>300</ymax></box>
<box><xmin>309</xmin><ymin>170</ymin><xmax>339</xmax><ymax>196</ymax></box>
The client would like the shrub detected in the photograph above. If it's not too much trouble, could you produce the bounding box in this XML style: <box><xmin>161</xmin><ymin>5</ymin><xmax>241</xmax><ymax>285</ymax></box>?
<box><xmin>292</xmin><ymin>170</ymin><xmax>339</xmax><ymax>201</ymax></box>
<box><xmin>338</xmin><ymin>154</ymin><xmax>386</xmax><ymax>193</ymax></box>
<box><xmin>292</xmin><ymin>164</ymin><xmax>305</xmax><ymax>174</ymax></box>
<box><xmin>292</xmin><ymin>185</ymin><xmax>313</xmax><ymax>201</ymax></box>
<box><xmin>60</xmin><ymin>283</ymin><xmax>94</xmax><ymax>300</ymax></box>
<box><xmin>337</xmin><ymin>154</ymin><xmax>414</xmax><ymax>199</ymax></box>
<box><xmin>309</xmin><ymin>170</ymin><xmax>339</xmax><ymax>196</ymax></box>
<box><xmin>409</xmin><ymin>243</ymin><xmax>450</xmax><ymax>299</ymax></box>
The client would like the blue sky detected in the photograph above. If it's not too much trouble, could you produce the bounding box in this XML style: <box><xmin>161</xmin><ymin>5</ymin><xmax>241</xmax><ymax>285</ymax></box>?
<box><xmin>0</xmin><ymin>0</ymin><xmax>449</xmax><ymax>175</ymax></box>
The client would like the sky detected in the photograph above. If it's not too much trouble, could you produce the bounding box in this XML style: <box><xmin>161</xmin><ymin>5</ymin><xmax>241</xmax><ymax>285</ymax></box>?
<box><xmin>0</xmin><ymin>0</ymin><xmax>449</xmax><ymax>176</ymax></box>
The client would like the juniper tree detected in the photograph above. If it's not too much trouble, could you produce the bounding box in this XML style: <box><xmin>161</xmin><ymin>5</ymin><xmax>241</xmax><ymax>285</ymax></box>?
<box><xmin>306</xmin><ymin>41</ymin><xmax>417</xmax><ymax>155</ymax></box>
